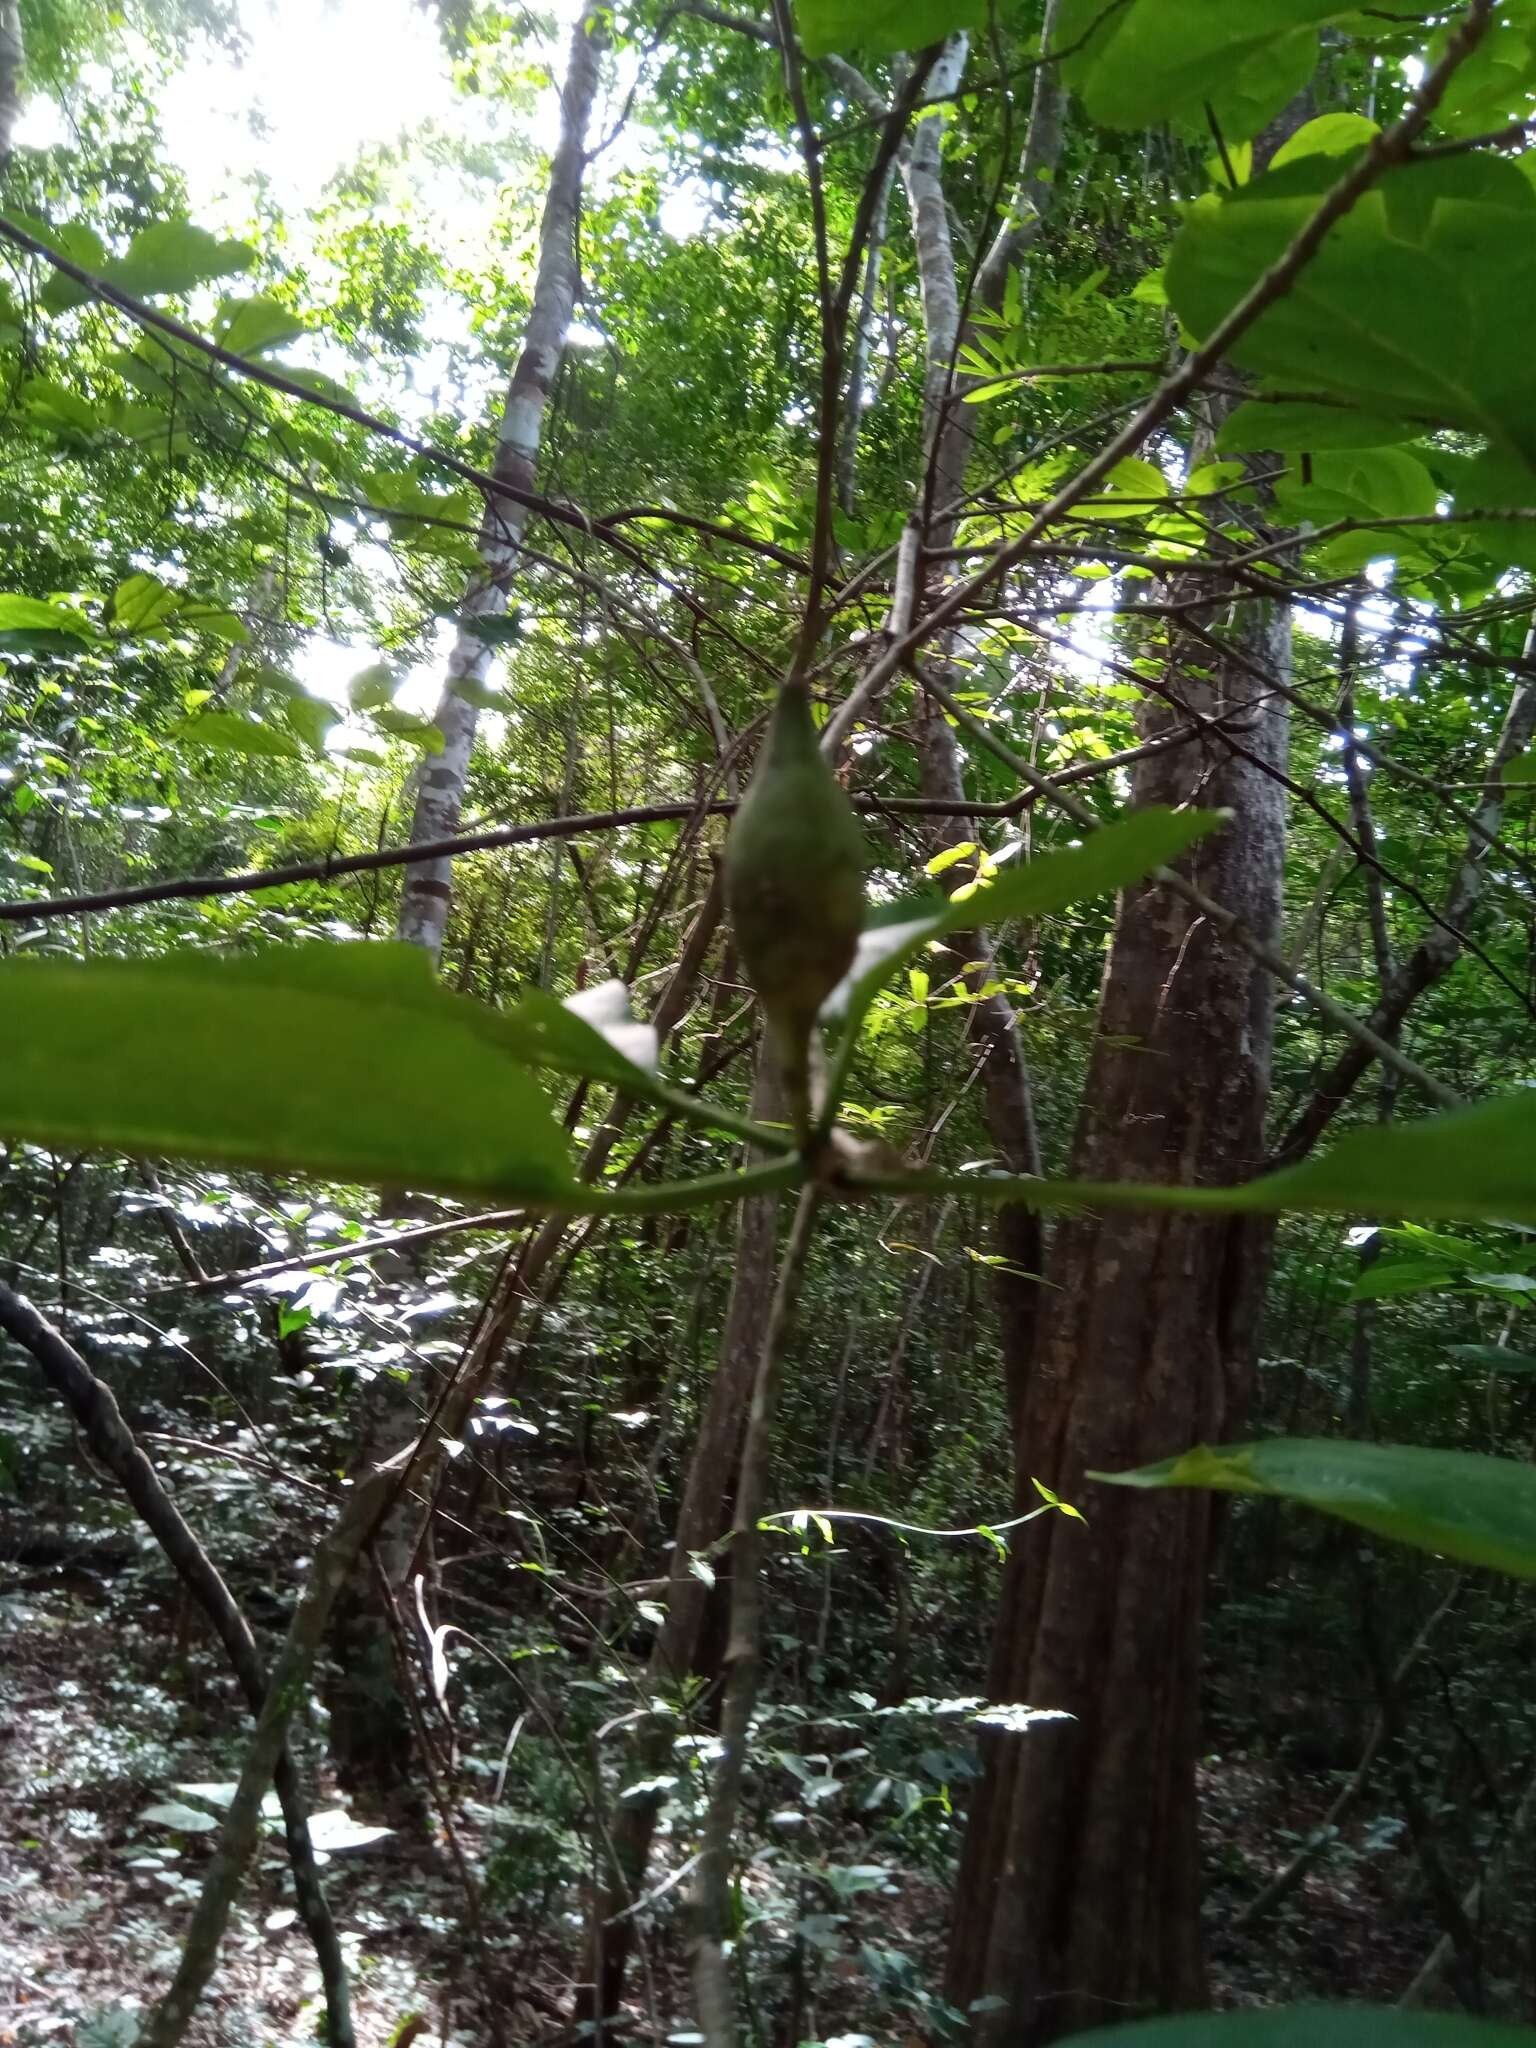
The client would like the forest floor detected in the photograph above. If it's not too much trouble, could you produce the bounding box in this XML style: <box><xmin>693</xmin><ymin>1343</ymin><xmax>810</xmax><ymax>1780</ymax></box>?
<box><xmin>0</xmin><ymin>1573</ymin><xmax>1455</xmax><ymax>2047</ymax></box>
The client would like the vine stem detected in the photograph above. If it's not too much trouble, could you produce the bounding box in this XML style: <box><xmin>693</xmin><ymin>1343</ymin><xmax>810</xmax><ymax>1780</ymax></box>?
<box><xmin>689</xmin><ymin>1183</ymin><xmax>822</xmax><ymax>2048</ymax></box>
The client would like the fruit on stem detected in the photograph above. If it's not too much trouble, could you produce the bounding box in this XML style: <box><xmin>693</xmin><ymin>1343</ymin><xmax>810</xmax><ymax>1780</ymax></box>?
<box><xmin>724</xmin><ymin>686</ymin><xmax>867</xmax><ymax>1135</ymax></box>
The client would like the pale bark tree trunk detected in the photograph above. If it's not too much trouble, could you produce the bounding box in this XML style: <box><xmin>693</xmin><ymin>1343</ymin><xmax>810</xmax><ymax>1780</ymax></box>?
<box><xmin>898</xmin><ymin>14</ymin><xmax>1062</xmax><ymax>1439</ymax></box>
<box><xmin>395</xmin><ymin>0</ymin><xmax>605</xmax><ymax>960</ymax></box>
<box><xmin>947</xmin><ymin>599</ymin><xmax>1292</xmax><ymax>2044</ymax></box>
<box><xmin>0</xmin><ymin>0</ymin><xmax>24</xmax><ymax>163</ymax></box>
<box><xmin>333</xmin><ymin>15</ymin><xmax>605</xmax><ymax>1784</ymax></box>
<box><xmin>835</xmin><ymin>160</ymin><xmax>894</xmax><ymax>516</ymax></box>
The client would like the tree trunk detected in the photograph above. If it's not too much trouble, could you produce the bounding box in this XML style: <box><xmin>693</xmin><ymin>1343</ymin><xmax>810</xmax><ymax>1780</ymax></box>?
<box><xmin>0</xmin><ymin>0</ymin><xmax>21</xmax><ymax>162</ymax></box>
<box><xmin>395</xmin><ymin>0</ymin><xmax>605</xmax><ymax>960</ymax></box>
<box><xmin>577</xmin><ymin>1055</ymin><xmax>785</xmax><ymax>2026</ymax></box>
<box><xmin>898</xmin><ymin>22</ymin><xmax>1059</xmax><ymax>1434</ymax></box>
<box><xmin>947</xmin><ymin>599</ymin><xmax>1291</xmax><ymax>2044</ymax></box>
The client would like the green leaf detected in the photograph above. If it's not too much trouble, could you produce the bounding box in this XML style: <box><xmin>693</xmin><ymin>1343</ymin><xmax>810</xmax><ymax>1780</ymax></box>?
<box><xmin>0</xmin><ymin>944</ymin><xmax>574</xmax><ymax>1201</ymax></box>
<box><xmin>348</xmin><ymin>662</ymin><xmax>397</xmax><ymax>711</ymax></box>
<box><xmin>213</xmin><ymin>293</ymin><xmax>307</xmax><ymax>356</ymax></box>
<box><xmin>500</xmin><ymin>986</ymin><xmax>659</xmax><ymax>1092</ymax></box>
<box><xmin>794</xmin><ymin>0</ymin><xmax>982</xmax><ymax>58</ymax></box>
<box><xmin>21</xmin><ymin>378</ymin><xmax>102</xmax><ymax>437</ymax></box>
<box><xmin>1273</xmin><ymin>448</ymin><xmax>1438</xmax><ymax>526</ymax></box>
<box><xmin>33</xmin><ymin>220</ymin><xmax>109</xmax><ymax>313</ymax></box>
<box><xmin>109</xmin><ymin>573</ymin><xmax>183</xmax><ymax>634</ymax></box>
<box><xmin>1216</xmin><ymin>400</ymin><xmax>1420</xmax><ymax>453</ymax></box>
<box><xmin>1347</xmin><ymin>1258</ymin><xmax>1451</xmax><ymax>1301</ymax></box>
<box><xmin>1447</xmin><ymin>1344</ymin><xmax>1536</xmax><ymax>1377</ymax></box>
<box><xmin>180</xmin><ymin>606</ymin><xmax>248</xmax><ymax>645</ymax></box>
<box><xmin>1094</xmin><ymin>1440</ymin><xmax>1536</xmax><ymax>1581</ymax></box>
<box><xmin>1248</xmin><ymin>1091</ymin><xmax>1536</xmax><ymax>1227</ymax></box>
<box><xmin>828</xmin><ymin>808</ymin><xmax>1222</xmax><ymax>1037</ymax></box>
<box><xmin>459</xmin><ymin>611</ymin><xmax>522</xmax><ymax>649</ymax></box>
<box><xmin>173</xmin><ymin>712</ymin><xmax>307</xmax><ymax>762</ymax></box>
<box><xmin>106</xmin><ymin>222</ymin><xmax>255</xmax><ymax>300</ymax></box>
<box><xmin>0</xmin><ymin>593</ymin><xmax>96</xmax><ymax>648</ymax></box>
<box><xmin>1268</xmin><ymin>112</ymin><xmax>1380</xmax><ymax>170</ymax></box>
<box><xmin>1167</xmin><ymin>153</ymin><xmax>1536</xmax><ymax>473</ymax></box>
<box><xmin>1075</xmin><ymin>2010</ymin><xmax>1536</xmax><ymax>2047</ymax></box>
<box><xmin>372</xmin><ymin>706</ymin><xmax>445</xmax><ymax>752</ymax></box>
<box><xmin>1051</xmin><ymin>0</ymin><xmax>1356</xmax><ymax>135</ymax></box>
<box><xmin>283</xmin><ymin>695</ymin><xmax>339</xmax><ymax>755</ymax></box>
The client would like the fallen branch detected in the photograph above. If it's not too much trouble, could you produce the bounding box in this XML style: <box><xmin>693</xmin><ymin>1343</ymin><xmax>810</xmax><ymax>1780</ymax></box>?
<box><xmin>0</xmin><ymin>1279</ymin><xmax>354</xmax><ymax>2048</ymax></box>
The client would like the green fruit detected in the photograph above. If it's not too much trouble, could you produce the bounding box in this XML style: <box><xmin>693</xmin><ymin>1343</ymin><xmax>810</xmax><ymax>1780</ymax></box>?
<box><xmin>724</xmin><ymin>686</ymin><xmax>867</xmax><ymax>1131</ymax></box>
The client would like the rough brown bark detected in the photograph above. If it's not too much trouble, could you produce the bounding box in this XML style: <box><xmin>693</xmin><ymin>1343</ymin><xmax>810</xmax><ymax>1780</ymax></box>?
<box><xmin>947</xmin><ymin>599</ymin><xmax>1291</xmax><ymax>2044</ymax></box>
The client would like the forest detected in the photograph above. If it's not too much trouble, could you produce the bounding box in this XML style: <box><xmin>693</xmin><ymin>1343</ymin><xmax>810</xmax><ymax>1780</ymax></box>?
<box><xmin>5</xmin><ymin>0</ymin><xmax>1536</xmax><ymax>2042</ymax></box>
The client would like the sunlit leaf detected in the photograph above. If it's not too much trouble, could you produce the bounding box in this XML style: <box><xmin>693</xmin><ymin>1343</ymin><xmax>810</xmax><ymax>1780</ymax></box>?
<box><xmin>173</xmin><ymin>712</ymin><xmax>307</xmax><ymax>762</ymax></box>
<box><xmin>107</xmin><ymin>221</ymin><xmax>255</xmax><ymax>299</ymax></box>
<box><xmin>213</xmin><ymin>293</ymin><xmax>308</xmax><ymax>355</ymax></box>
<box><xmin>0</xmin><ymin>593</ymin><xmax>97</xmax><ymax>646</ymax></box>
<box><xmin>826</xmin><ymin>808</ymin><xmax>1222</xmax><ymax>1031</ymax></box>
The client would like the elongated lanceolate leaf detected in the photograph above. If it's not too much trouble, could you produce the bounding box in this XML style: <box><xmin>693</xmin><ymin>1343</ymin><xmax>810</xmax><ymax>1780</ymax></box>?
<box><xmin>1447</xmin><ymin>1344</ymin><xmax>1536</xmax><ymax>1379</ymax></box>
<box><xmin>0</xmin><ymin>943</ymin><xmax>573</xmax><ymax>1201</ymax></box>
<box><xmin>1075</xmin><ymin>2008</ymin><xmax>1536</xmax><ymax>2047</ymax></box>
<box><xmin>825</xmin><ymin>806</ymin><xmax>1222</xmax><ymax>1030</ymax></box>
<box><xmin>1094</xmin><ymin>1439</ymin><xmax>1536</xmax><ymax>1580</ymax></box>
<box><xmin>1249</xmin><ymin>1091</ymin><xmax>1536</xmax><ymax>1226</ymax></box>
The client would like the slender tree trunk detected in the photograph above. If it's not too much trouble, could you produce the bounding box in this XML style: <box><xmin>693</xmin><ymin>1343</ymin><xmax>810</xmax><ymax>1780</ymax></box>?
<box><xmin>395</xmin><ymin>0</ymin><xmax>605</xmax><ymax>960</ymax></box>
<box><xmin>1272</xmin><ymin>637</ymin><xmax>1536</xmax><ymax>1166</ymax></box>
<box><xmin>835</xmin><ymin>160</ymin><xmax>894</xmax><ymax>516</ymax></box>
<box><xmin>899</xmin><ymin>18</ymin><xmax>1060</xmax><ymax>1445</ymax></box>
<box><xmin>0</xmin><ymin>0</ymin><xmax>21</xmax><ymax>163</ymax></box>
<box><xmin>578</xmin><ymin>1054</ymin><xmax>785</xmax><ymax>2025</ymax></box>
<box><xmin>947</xmin><ymin>599</ymin><xmax>1292</xmax><ymax>2043</ymax></box>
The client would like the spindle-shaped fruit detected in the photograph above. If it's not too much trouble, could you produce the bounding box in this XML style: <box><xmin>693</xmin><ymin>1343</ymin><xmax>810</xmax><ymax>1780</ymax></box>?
<box><xmin>724</xmin><ymin>684</ymin><xmax>867</xmax><ymax>1134</ymax></box>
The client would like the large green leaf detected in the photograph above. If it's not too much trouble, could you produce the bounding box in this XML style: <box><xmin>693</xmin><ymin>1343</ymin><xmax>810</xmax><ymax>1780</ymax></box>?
<box><xmin>173</xmin><ymin>712</ymin><xmax>307</xmax><ymax>762</ymax></box>
<box><xmin>0</xmin><ymin>944</ymin><xmax>574</xmax><ymax>1200</ymax></box>
<box><xmin>371</xmin><ymin>707</ymin><xmax>446</xmax><ymax>753</ymax></box>
<box><xmin>1216</xmin><ymin>400</ymin><xmax>1420</xmax><ymax>454</ymax></box>
<box><xmin>0</xmin><ymin>593</ymin><xmax>96</xmax><ymax>649</ymax></box>
<box><xmin>213</xmin><ymin>293</ymin><xmax>307</xmax><ymax>356</ymax></box>
<box><xmin>1271</xmin><ymin>447</ymin><xmax>1438</xmax><ymax>526</ymax></box>
<box><xmin>1049</xmin><ymin>0</ymin><xmax>1417</xmax><ymax>135</ymax></box>
<box><xmin>502</xmin><ymin>987</ymin><xmax>659</xmax><ymax>1093</ymax></box>
<box><xmin>1166</xmin><ymin>153</ymin><xmax>1536</xmax><ymax>472</ymax></box>
<box><xmin>1076</xmin><ymin>2009</ymin><xmax>1536</xmax><ymax>2047</ymax></box>
<box><xmin>1249</xmin><ymin>1091</ymin><xmax>1536</xmax><ymax>1227</ymax></box>
<box><xmin>106</xmin><ymin>222</ymin><xmax>255</xmax><ymax>300</ymax></box>
<box><xmin>1447</xmin><ymin>1344</ymin><xmax>1536</xmax><ymax>1378</ymax></box>
<box><xmin>1094</xmin><ymin>1439</ymin><xmax>1536</xmax><ymax>1580</ymax></box>
<box><xmin>31</xmin><ymin>220</ymin><xmax>108</xmax><ymax>313</ymax></box>
<box><xmin>794</xmin><ymin>0</ymin><xmax>981</xmax><ymax>57</ymax></box>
